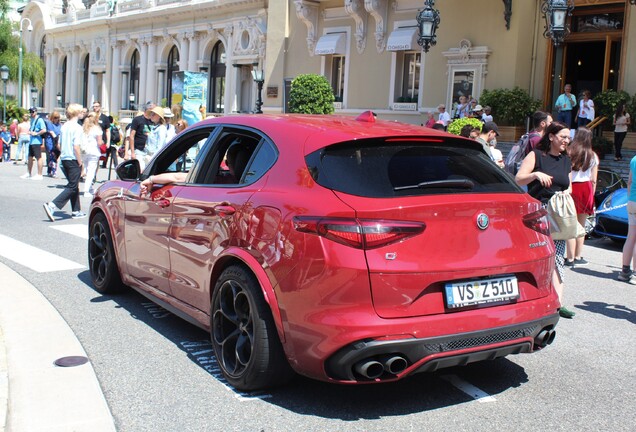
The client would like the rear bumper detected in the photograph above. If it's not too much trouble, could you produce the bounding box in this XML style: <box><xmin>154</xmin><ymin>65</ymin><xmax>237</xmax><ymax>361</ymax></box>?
<box><xmin>325</xmin><ymin>314</ymin><xmax>559</xmax><ymax>382</ymax></box>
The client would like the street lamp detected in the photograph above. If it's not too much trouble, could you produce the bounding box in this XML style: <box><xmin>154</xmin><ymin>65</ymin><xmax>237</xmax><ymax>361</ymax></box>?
<box><xmin>56</xmin><ymin>92</ymin><xmax>62</xmax><ymax>108</ymax></box>
<box><xmin>18</xmin><ymin>18</ymin><xmax>33</xmax><ymax>108</ymax></box>
<box><xmin>30</xmin><ymin>87</ymin><xmax>38</xmax><ymax>109</ymax></box>
<box><xmin>129</xmin><ymin>93</ymin><xmax>135</xmax><ymax>110</ymax></box>
<box><xmin>542</xmin><ymin>0</ymin><xmax>574</xmax><ymax>46</ymax></box>
<box><xmin>1</xmin><ymin>65</ymin><xmax>9</xmax><ymax>123</ymax></box>
<box><xmin>251</xmin><ymin>66</ymin><xmax>264</xmax><ymax>114</ymax></box>
<box><xmin>416</xmin><ymin>0</ymin><xmax>440</xmax><ymax>53</ymax></box>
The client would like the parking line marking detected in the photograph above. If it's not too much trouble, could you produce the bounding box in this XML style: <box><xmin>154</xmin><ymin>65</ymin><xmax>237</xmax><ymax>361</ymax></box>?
<box><xmin>0</xmin><ymin>234</ymin><xmax>85</xmax><ymax>273</ymax></box>
<box><xmin>441</xmin><ymin>374</ymin><xmax>497</xmax><ymax>403</ymax></box>
<box><xmin>50</xmin><ymin>224</ymin><xmax>89</xmax><ymax>240</ymax></box>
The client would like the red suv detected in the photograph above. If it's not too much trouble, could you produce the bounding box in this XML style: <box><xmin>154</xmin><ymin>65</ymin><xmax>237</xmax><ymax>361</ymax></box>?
<box><xmin>88</xmin><ymin>112</ymin><xmax>559</xmax><ymax>391</ymax></box>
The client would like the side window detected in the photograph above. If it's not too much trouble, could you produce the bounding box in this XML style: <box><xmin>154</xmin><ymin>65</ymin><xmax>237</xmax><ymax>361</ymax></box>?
<box><xmin>150</xmin><ymin>127</ymin><xmax>216</xmax><ymax>178</ymax></box>
<box><xmin>200</xmin><ymin>128</ymin><xmax>261</xmax><ymax>186</ymax></box>
<box><xmin>243</xmin><ymin>140</ymin><xmax>278</xmax><ymax>184</ymax></box>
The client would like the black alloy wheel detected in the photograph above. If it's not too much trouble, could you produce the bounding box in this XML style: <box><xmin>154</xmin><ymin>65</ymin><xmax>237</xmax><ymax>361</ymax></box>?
<box><xmin>211</xmin><ymin>265</ymin><xmax>293</xmax><ymax>391</ymax></box>
<box><xmin>88</xmin><ymin>213</ymin><xmax>125</xmax><ymax>294</ymax></box>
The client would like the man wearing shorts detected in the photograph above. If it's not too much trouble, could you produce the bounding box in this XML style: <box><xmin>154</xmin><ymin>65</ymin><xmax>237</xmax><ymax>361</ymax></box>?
<box><xmin>21</xmin><ymin>107</ymin><xmax>47</xmax><ymax>180</ymax></box>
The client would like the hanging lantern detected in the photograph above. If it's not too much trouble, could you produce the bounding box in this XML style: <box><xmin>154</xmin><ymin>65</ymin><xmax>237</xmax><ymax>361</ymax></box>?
<box><xmin>416</xmin><ymin>0</ymin><xmax>441</xmax><ymax>53</ymax></box>
<box><xmin>542</xmin><ymin>0</ymin><xmax>574</xmax><ymax>46</ymax></box>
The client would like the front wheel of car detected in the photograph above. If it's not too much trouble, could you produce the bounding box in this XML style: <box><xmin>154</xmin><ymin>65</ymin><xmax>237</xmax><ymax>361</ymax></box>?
<box><xmin>211</xmin><ymin>265</ymin><xmax>293</xmax><ymax>391</ymax></box>
<box><xmin>88</xmin><ymin>213</ymin><xmax>125</xmax><ymax>294</ymax></box>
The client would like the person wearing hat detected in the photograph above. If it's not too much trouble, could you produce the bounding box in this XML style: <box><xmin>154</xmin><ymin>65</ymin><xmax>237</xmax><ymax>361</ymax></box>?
<box><xmin>140</xmin><ymin>105</ymin><xmax>166</xmax><ymax>169</ymax></box>
<box><xmin>162</xmin><ymin>107</ymin><xmax>176</xmax><ymax>143</ymax></box>
<box><xmin>475</xmin><ymin>121</ymin><xmax>500</xmax><ymax>163</ymax></box>
<box><xmin>21</xmin><ymin>107</ymin><xmax>47</xmax><ymax>180</ymax></box>
<box><xmin>437</xmin><ymin>104</ymin><xmax>451</xmax><ymax>128</ymax></box>
<box><xmin>129</xmin><ymin>101</ymin><xmax>157</xmax><ymax>170</ymax></box>
<box><xmin>471</xmin><ymin>104</ymin><xmax>484</xmax><ymax>121</ymax></box>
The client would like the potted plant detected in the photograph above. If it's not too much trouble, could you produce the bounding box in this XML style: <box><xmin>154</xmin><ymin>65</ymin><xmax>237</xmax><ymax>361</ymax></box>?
<box><xmin>478</xmin><ymin>87</ymin><xmax>542</xmax><ymax>141</ymax></box>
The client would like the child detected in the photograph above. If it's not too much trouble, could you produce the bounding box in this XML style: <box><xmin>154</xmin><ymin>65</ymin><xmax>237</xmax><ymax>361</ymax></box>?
<box><xmin>0</xmin><ymin>123</ymin><xmax>11</xmax><ymax>162</ymax></box>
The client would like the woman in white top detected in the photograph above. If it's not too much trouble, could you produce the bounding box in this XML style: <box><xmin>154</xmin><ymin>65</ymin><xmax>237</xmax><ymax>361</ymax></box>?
<box><xmin>613</xmin><ymin>102</ymin><xmax>631</xmax><ymax>161</ymax></box>
<box><xmin>566</xmin><ymin>127</ymin><xmax>598</xmax><ymax>267</ymax></box>
<box><xmin>576</xmin><ymin>90</ymin><xmax>595</xmax><ymax>127</ymax></box>
<box><xmin>81</xmin><ymin>112</ymin><xmax>104</xmax><ymax>198</ymax></box>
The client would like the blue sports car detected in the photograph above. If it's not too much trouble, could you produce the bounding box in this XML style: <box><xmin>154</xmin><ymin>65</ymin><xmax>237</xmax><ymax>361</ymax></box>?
<box><xmin>593</xmin><ymin>188</ymin><xmax>628</xmax><ymax>243</ymax></box>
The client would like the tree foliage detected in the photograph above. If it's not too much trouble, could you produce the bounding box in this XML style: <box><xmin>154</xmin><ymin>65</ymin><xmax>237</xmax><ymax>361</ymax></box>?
<box><xmin>479</xmin><ymin>87</ymin><xmax>542</xmax><ymax>126</ymax></box>
<box><xmin>0</xmin><ymin>12</ymin><xmax>46</xmax><ymax>91</ymax></box>
<box><xmin>288</xmin><ymin>74</ymin><xmax>335</xmax><ymax>114</ymax></box>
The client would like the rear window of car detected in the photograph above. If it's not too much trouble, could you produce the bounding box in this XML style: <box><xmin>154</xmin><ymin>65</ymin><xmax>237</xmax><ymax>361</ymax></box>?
<box><xmin>305</xmin><ymin>138</ymin><xmax>522</xmax><ymax>198</ymax></box>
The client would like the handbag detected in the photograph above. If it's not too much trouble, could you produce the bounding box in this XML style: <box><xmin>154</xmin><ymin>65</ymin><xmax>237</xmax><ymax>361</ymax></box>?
<box><xmin>547</xmin><ymin>191</ymin><xmax>586</xmax><ymax>240</ymax></box>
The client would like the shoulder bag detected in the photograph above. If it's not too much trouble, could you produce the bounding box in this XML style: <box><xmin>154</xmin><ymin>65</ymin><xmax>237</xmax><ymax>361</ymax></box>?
<box><xmin>547</xmin><ymin>191</ymin><xmax>586</xmax><ymax>240</ymax></box>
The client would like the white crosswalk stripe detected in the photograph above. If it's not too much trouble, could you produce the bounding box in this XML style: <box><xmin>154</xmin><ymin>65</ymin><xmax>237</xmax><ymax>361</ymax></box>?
<box><xmin>0</xmin><ymin>234</ymin><xmax>85</xmax><ymax>273</ymax></box>
<box><xmin>50</xmin><ymin>224</ymin><xmax>89</xmax><ymax>240</ymax></box>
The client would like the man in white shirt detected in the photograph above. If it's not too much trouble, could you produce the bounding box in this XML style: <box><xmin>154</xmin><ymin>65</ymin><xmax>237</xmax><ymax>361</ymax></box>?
<box><xmin>437</xmin><ymin>104</ymin><xmax>451</xmax><ymax>128</ymax></box>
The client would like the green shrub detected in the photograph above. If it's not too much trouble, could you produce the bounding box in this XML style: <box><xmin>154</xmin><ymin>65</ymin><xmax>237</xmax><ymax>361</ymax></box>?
<box><xmin>479</xmin><ymin>87</ymin><xmax>542</xmax><ymax>126</ymax></box>
<box><xmin>289</xmin><ymin>74</ymin><xmax>335</xmax><ymax>114</ymax></box>
<box><xmin>627</xmin><ymin>93</ymin><xmax>636</xmax><ymax>132</ymax></box>
<box><xmin>0</xmin><ymin>97</ymin><xmax>26</xmax><ymax>122</ymax></box>
<box><xmin>447</xmin><ymin>117</ymin><xmax>483</xmax><ymax>136</ymax></box>
<box><xmin>594</xmin><ymin>89</ymin><xmax>631</xmax><ymax>120</ymax></box>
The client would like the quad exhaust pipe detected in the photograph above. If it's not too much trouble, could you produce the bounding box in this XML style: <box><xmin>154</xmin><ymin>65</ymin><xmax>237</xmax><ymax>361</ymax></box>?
<box><xmin>534</xmin><ymin>328</ymin><xmax>556</xmax><ymax>348</ymax></box>
<box><xmin>354</xmin><ymin>355</ymin><xmax>409</xmax><ymax>379</ymax></box>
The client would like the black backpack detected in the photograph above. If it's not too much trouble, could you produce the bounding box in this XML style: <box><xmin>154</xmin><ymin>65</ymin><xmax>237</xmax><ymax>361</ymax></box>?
<box><xmin>504</xmin><ymin>133</ymin><xmax>534</xmax><ymax>175</ymax></box>
<box><xmin>110</xmin><ymin>124</ymin><xmax>121</xmax><ymax>144</ymax></box>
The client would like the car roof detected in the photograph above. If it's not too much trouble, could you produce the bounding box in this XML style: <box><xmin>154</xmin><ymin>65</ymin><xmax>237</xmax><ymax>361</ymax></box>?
<box><xmin>197</xmin><ymin>112</ymin><xmax>483</xmax><ymax>155</ymax></box>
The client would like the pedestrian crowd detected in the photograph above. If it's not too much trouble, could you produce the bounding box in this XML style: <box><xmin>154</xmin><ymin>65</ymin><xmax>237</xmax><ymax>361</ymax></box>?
<box><xmin>0</xmin><ymin>98</ymin><xmax>186</xmax><ymax>220</ymax></box>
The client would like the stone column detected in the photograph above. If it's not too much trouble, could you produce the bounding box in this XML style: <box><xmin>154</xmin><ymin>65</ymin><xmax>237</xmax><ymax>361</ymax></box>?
<box><xmin>44</xmin><ymin>49</ymin><xmax>54</xmax><ymax>111</ymax></box>
<box><xmin>69</xmin><ymin>47</ymin><xmax>79</xmax><ymax>103</ymax></box>
<box><xmin>188</xmin><ymin>32</ymin><xmax>199</xmax><ymax>72</ymax></box>
<box><xmin>109</xmin><ymin>38</ymin><xmax>121</xmax><ymax>113</ymax></box>
<box><xmin>145</xmin><ymin>37</ymin><xmax>157</xmax><ymax>105</ymax></box>
<box><xmin>139</xmin><ymin>37</ymin><xmax>149</xmax><ymax>106</ymax></box>
<box><xmin>179</xmin><ymin>32</ymin><xmax>190</xmax><ymax>71</ymax></box>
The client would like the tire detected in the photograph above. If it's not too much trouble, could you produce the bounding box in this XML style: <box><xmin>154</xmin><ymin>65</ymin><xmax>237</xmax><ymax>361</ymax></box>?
<box><xmin>88</xmin><ymin>212</ymin><xmax>125</xmax><ymax>294</ymax></box>
<box><xmin>211</xmin><ymin>265</ymin><xmax>293</xmax><ymax>391</ymax></box>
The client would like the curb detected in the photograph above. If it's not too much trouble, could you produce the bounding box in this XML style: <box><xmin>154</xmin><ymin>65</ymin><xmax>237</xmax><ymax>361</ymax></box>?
<box><xmin>0</xmin><ymin>325</ymin><xmax>7</xmax><ymax>432</ymax></box>
<box><xmin>0</xmin><ymin>261</ymin><xmax>116</xmax><ymax>432</ymax></box>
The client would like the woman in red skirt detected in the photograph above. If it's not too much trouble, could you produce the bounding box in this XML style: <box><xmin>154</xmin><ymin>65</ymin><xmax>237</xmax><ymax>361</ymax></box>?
<box><xmin>566</xmin><ymin>127</ymin><xmax>598</xmax><ymax>267</ymax></box>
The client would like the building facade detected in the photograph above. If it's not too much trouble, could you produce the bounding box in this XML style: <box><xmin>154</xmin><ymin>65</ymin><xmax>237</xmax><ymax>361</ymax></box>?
<box><xmin>17</xmin><ymin>0</ymin><xmax>636</xmax><ymax>124</ymax></box>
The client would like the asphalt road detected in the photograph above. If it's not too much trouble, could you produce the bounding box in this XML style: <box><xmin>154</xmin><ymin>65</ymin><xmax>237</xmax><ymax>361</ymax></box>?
<box><xmin>0</xmin><ymin>161</ymin><xmax>634</xmax><ymax>432</ymax></box>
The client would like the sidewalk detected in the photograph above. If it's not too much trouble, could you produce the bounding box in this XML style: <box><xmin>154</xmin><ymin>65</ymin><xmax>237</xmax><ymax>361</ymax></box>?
<box><xmin>0</xmin><ymin>261</ymin><xmax>116</xmax><ymax>432</ymax></box>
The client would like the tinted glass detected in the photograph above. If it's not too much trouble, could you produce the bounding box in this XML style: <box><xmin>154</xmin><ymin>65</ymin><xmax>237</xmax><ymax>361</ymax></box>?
<box><xmin>306</xmin><ymin>139</ymin><xmax>521</xmax><ymax>198</ymax></box>
<box><xmin>243</xmin><ymin>140</ymin><xmax>278</xmax><ymax>184</ymax></box>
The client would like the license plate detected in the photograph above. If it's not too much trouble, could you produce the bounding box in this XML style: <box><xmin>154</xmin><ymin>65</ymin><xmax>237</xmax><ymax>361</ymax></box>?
<box><xmin>445</xmin><ymin>276</ymin><xmax>519</xmax><ymax>309</ymax></box>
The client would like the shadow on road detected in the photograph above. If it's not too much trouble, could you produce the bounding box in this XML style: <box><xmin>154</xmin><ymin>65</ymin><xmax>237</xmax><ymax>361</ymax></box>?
<box><xmin>77</xmin><ymin>270</ymin><xmax>531</xmax><ymax>418</ymax></box>
<box><xmin>576</xmin><ymin>301</ymin><xmax>636</xmax><ymax>324</ymax></box>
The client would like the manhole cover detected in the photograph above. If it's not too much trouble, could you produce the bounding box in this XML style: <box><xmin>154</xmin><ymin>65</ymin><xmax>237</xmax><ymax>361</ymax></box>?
<box><xmin>54</xmin><ymin>356</ymin><xmax>89</xmax><ymax>367</ymax></box>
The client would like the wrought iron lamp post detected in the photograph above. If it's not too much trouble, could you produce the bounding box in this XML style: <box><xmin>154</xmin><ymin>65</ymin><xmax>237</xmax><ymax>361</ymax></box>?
<box><xmin>251</xmin><ymin>66</ymin><xmax>264</xmax><ymax>114</ymax></box>
<box><xmin>416</xmin><ymin>0</ymin><xmax>440</xmax><ymax>53</ymax></box>
<box><xmin>56</xmin><ymin>92</ymin><xmax>62</xmax><ymax>108</ymax></box>
<box><xmin>0</xmin><ymin>65</ymin><xmax>9</xmax><ymax>123</ymax></box>
<box><xmin>129</xmin><ymin>93</ymin><xmax>135</xmax><ymax>111</ymax></box>
<box><xmin>542</xmin><ymin>0</ymin><xmax>574</xmax><ymax>46</ymax></box>
<box><xmin>18</xmin><ymin>18</ymin><xmax>33</xmax><ymax>108</ymax></box>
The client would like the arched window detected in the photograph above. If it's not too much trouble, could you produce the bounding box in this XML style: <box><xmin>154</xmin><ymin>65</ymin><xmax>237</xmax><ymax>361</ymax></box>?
<box><xmin>61</xmin><ymin>56</ymin><xmax>67</xmax><ymax>106</ymax></box>
<box><xmin>130</xmin><ymin>49</ymin><xmax>140</xmax><ymax>109</ymax></box>
<box><xmin>166</xmin><ymin>46</ymin><xmax>180</xmax><ymax>106</ymax></box>
<box><xmin>82</xmin><ymin>54</ymin><xmax>90</xmax><ymax>107</ymax></box>
<box><xmin>208</xmin><ymin>41</ymin><xmax>226</xmax><ymax>113</ymax></box>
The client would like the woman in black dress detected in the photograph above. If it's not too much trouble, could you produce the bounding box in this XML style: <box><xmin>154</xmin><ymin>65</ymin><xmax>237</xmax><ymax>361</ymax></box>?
<box><xmin>515</xmin><ymin>121</ymin><xmax>576</xmax><ymax>319</ymax></box>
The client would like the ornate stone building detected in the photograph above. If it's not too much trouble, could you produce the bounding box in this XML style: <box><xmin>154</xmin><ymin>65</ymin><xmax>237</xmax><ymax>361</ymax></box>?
<box><xmin>17</xmin><ymin>0</ymin><xmax>636</xmax><ymax>124</ymax></box>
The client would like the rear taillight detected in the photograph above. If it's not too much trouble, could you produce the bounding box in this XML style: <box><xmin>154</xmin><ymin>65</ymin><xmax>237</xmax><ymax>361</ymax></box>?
<box><xmin>522</xmin><ymin>208</ymin><xmax>550</xmax><ymax>236</ymax></box>
<box><xmin>293</xmin><ymin>217</ymin><xmax>425</xmax><ymax>249</ymax></box>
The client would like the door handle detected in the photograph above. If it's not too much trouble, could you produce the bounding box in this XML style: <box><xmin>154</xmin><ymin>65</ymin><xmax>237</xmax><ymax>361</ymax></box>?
<box><xmin>214</xmin><ymin>205</ymin><xmax>236</xmax><ymax>217</ymax></box>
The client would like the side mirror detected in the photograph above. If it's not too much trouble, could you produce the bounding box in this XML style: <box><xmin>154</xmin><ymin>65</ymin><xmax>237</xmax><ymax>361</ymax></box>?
<box><xmin>116</xmin><ymin>159</ymin><xmax>141</xmax><ymax>181</ymax></box>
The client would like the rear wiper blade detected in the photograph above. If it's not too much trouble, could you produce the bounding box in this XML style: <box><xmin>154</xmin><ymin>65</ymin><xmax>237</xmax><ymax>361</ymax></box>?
<box><xmin>394</xmin><ymin>179</ymin><xmax>475</xmax><ymax>191</ymax></box>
